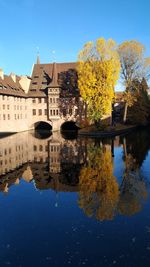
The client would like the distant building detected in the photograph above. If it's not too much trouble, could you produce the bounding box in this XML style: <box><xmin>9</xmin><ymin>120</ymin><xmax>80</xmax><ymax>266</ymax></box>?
<box><xmin>0</xmin><ymin>58</ymin><xmax>86</xmax><ymax>133</ymax></box>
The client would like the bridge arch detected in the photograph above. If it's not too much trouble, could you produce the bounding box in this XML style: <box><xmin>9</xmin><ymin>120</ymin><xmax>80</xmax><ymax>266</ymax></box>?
<box><xmin>34</xmin><ymin>121</ymin><xmax>52</xmax><ymax>131</ymax></box>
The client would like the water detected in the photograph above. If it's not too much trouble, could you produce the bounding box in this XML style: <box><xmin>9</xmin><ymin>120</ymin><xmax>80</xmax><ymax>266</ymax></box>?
<box><xmin>0</xmin><ymin>128</ymin><xmax>150</xmax><ymax>267</ymax></box>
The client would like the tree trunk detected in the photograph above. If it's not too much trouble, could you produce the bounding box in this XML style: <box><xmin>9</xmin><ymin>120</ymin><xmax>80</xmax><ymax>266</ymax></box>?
<box><xmin>123</xmin><ymin>103</ymin><xmax>128</xmax><ymax>123</ymax></box>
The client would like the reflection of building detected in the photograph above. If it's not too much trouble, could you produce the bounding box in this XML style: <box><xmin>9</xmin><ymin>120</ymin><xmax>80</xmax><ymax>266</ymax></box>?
<box><xmin>0</xmin><ymin>59</ymin><xmax>86</xmax><ymax>133</ymax></box>
<box><xmin>0</xmin><ymin>131</ymin><xmax>148</xmax><ymax>221</ymax></box>
<box><xmin>0</xmin><ymin>131</ymin><xmax>87</xmax><ymax>193</ymax></box>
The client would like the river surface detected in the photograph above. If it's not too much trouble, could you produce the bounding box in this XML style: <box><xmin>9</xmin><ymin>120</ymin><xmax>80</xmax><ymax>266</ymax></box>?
<box><xmin>0</xmin><ymin>128</ymin><xmax>150</xmax><ymax>267</ymax></box>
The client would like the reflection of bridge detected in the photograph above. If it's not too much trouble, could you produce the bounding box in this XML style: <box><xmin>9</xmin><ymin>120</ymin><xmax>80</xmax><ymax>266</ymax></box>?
<box><xmin>0</xmin><ymin>131</ymin><xmax>88</xmax><ymax>193</ymax></box>
<box><xmin>0</xmin><ymin>129</ymin><xmax>148</xmax><ymax>221</ymax></box>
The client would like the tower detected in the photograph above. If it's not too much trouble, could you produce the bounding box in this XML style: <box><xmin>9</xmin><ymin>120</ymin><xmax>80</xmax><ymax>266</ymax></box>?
<box><xmin>48</xmin><ymin>63</ymin><xmax>60</xmax><ymax>124</ymax></box>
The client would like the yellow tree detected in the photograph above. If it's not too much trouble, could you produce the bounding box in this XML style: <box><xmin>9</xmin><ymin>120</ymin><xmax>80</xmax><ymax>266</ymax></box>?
<box><xmin>123</xmin><ymin>90</ymin><xmax>137</xmax><ymax>123</ymax></box>
<box><xmin>77</xmin><ymin>38</ymin><xmax>120</xmax><ymax>125</ymax></box>
<box><xmin>118</xmin><ymin>40</ymin><xmax>150</xmax><ymax>123</ymax></box>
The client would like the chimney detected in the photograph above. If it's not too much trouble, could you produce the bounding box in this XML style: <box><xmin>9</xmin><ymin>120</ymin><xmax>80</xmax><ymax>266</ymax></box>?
<box><xmin>0</xmin><ymin>69</ymin><xmax>4</xmax><ymax>80</ymax></box>
<box><xmin>10</xmin><ymin>72</ymin><xmax>16</xmax><ymax>83</ymax></box>
<box><xmin>19</xmin><ymin>75</ymin><xmax>31</xmax><ymax>93</ymax></box>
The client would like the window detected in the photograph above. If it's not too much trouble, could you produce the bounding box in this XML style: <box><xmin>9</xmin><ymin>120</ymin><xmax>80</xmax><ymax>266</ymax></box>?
<box><xmin>32</xmin><ymin>98</ymin><xmax>36</xmax><ymax>103</ymax></box>
<box><xmin>34</xmin><ymin>75</ymin><xmax>39</xmax><ymax>78</ymax></box>
<box><xmin>53</xmin><ymin>98</ymin><xmax>55</xmax><ymax>103</ymax></box>
<box><xmin>3</xmin><ymin>114</ymin><xmax>5</xmax><ymax>120</ymax></box>
<box><xmin>50</xmin><ymin>98</ymin><xmax>52</xmax><ymax>103</ymax></box>
<box><xmin>38</xmin><ymin>98</ymin><xmax>42</xmax><ymax>103</ymax></box>
<box><xmin>2</xmin><ymin>95</ymin><xmax>5</xmax><ymax>100</ymax></box>
<box><xmin>45</xmin><ymin>109</ymin><xmax>47</xmax><ymax>115</ymax></box>
<box><xmin>56</xmin><ymin>110</ymin><xmax>59</xmax><ymax>116</ymax></box>
<box><xmin>75</xmin><ymin>109</ymin><xmax>78</xmax><ymax>116</ymax></box>
<box><xmin>7</xmin><ymin>105</ymin><xmax>9</xmax><ymax>110</ymax></box>
<box><xmin>33</xmin><ymin>109</ymin><xmax>36</xmax><ymax>115</ymax></box>
<box><xmin>50</xmin><ymin>110</ymin><xmax>52</xmax><ymax>116</ymax></box>
<box><xmin>3</xmin><ymin>105</ymin><xmax>5</xmax><ymax>109</ymax></box>
<box><xmin>63</xmin><ymin>109</ymin><xmax>66</xmax><ymax>116</ymax></box>
<box><xmin>33</xmin><ymin>145</ymin><xmax>37</xmax><ymax>151</ymax></box>
<box><xmin>44</xmin><ymin>98</ymin><xmax>47</xmax><ymax>103</ymax></box>
<box><xmin>39</xmin><ymin>145</ymin><xmax>43</xmax><ymax>152</ymax></box>
<box><xmin>38</xmin><ymin>109</ymin><xmax>42</xmax><ymax>115</ymax></box>
<box><xmin>53</xmin><ymin>110</ymin><xmax>55</xmax><ymax>116</ymax></box>
<box><xmin>32</xmin><ymin>82</ymin><xmax>37</xmax><ymax>85</ymax></box>
<box><xmin>8</xmin><ymin>114</ymin><xmax>10</xmax><ymax>120</ymax></box>
<box><xmin>69</xmin><ymin>109</ymin><xmax>72</xmax><ymax>115</ymax></box>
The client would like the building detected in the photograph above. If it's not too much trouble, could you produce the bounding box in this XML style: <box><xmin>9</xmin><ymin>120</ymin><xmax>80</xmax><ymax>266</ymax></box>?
<box><xmin>0</xmin><ymin>58</ymin><xmax>86</xmax><ymax>133</ymax></box>
<box><xmin>0</xmin><ymin>131</ymin><xmax>88</xmax><ymax>193</ymax></box>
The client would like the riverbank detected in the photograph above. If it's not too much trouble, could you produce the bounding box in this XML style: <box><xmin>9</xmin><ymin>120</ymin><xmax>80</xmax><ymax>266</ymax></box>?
<box><xmin>78</xmin><ymin>123</ymin><xmax>138</xmax><ymax>137</ymax></box>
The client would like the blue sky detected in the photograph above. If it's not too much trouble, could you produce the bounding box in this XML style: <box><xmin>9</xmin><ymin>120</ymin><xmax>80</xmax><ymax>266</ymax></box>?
<box><xmin>0</xmin><ymin>0</ymin><xmax>150</xmax><ymax>77</ymax></box>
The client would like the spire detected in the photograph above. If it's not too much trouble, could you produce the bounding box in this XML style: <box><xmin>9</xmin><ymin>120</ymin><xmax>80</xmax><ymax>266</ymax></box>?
<box><xmin>36</xmin><ymin>54</ymin><xmax>40</xmax><ymax>64</ymax></box>
<box><xmin>50</xmin><ymin>62</ymin><xmax>59</xmax><ymax>87</ymax></box>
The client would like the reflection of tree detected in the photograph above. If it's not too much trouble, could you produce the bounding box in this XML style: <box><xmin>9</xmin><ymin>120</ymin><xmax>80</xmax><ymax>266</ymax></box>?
<box><xmin>120</xmin><ymin>128</ymin><xmax>150</xmax><ymax>167</ymax></box>
<box><xmin>118</xmin><ymin>138</ymin><xmax>148</xmax><ymax>216</ymax></box>
<box><xmin>78</xmin><ymin>144</ymin><xmax>119</xmax><ymax>221</ymax></box>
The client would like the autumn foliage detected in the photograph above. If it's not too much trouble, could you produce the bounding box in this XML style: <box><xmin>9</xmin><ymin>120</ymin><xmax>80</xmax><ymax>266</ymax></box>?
<box><xmin>77</xmin><ymin>38</ymin><xmax>120</xmax><ymax>124</ymax></box>
<box><xmin>78</xmin><ymin>144</ymin><xmax>119</xmax><ymax>221</ymax></box>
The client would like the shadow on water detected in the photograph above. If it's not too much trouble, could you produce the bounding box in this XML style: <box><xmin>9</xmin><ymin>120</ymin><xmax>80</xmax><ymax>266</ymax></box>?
<box><xmin>0</xmin><ymin>132</ymin><xmax>16</xmax><ymax>139</ymax></box>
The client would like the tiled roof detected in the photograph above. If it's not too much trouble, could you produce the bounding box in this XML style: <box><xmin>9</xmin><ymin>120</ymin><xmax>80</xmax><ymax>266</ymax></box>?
<box><xmin>0</xmin><ymin>75</ymin><xmax>27</xmax><ymax>97</ymax></box>
<box><xmin>28</xmin><ymin>62</ymin><xmax>77</xmax><ymax>97</ymax></box>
